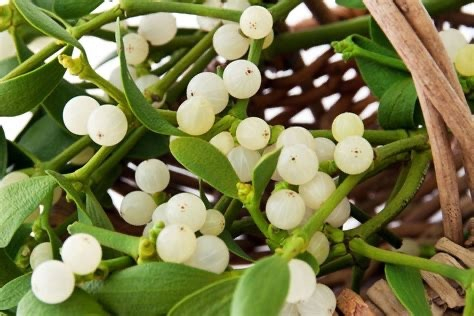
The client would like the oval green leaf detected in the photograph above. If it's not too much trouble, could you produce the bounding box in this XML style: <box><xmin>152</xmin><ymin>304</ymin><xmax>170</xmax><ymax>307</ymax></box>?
<box><xmin>170</xmin><ymin>137</ymin><xmax>240</xmax><ymax>199</ymax></box>
<box><xmin>116</xmin><ymin>20</ymin><xmax>184</xmax><ymax>136</ymax></box>
<box><xmin>231</xmin><ymin>256</ymin><xmax>289</xmax><ymax>316</ymax></box>
<box><xmin>0</xmin><ymin>249</ymin><xmax>21</xmax><ymax>287</ymax></box>
<box><xmin>85</xmin><ymin>188</ymin><xmax>115</xmax><ymax>231</ymax></box>
<box><xmin>170</xmin><ymin>277</ymin><xmax>239</xmax><ymax>316</ymax></box>
<box><xmin>0</xmin><ymin>273</ymin><xmax>32</xmax><ymax>310</ymax></box>
<box><xmin>385</xmin><ymin>264</ymin><xmax>431</xmax><ymax>316</ymax></box>
<box><xmin>0</xmin><ymin>127</ymin><xmax>6</xmax><ymax>178</ymax></box>
<box><xmin>126</xmin><ymin>130</ymin><xmax>169</xmax><ymax>160</ymax></box>
<box><xmin>219</xmin><ymin>230</ymin><xmax>254</xmax><ymax>262</ymax></box>
<box><xmin>53</xmin><ymin>0</ymin><xmax>103</xmax><ymax>19</ymax></box>
<box><xmin>0</xmin><ymin>57</ymin><xmax>19</xmax><ymax>77</ymax></box>
<box><xmin>0</xmin><ymin>175</ymin><xmax>57</xmax><ymax>247</ymax></box>
<box><xmin>17</xmin><ymin>289</ymin><xmax>108</xmax><ymax>316</ymax></box>
<box><xmin>95</xmin><ymin>262</ymin><xmax>223</xmax><ymax>315</ymax></box>
<box><xmin>252</xmin><ymin>148</ymin><xmax>281</xmax><ymax>204</ymax></box>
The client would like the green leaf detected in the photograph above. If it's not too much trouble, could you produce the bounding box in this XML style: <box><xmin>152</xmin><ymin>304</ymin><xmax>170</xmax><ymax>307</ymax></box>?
<box><xmin>53</xmin><ymin>0</ymin><xmax>103</xmax><ymax>19</ymax></box>
<box><xmin>17</xmin><ymin>289</ymin><xmax>108</xmax><ymax>316</ymax></box>
<box><xmin>96</xmin><ymin>263</ymin><xmax>223</xmax><ymax>315</ymax></box>
<box><xmin>385</xmin><ymin>264</ymin><xmax>431</xmax><ymax>316</ymax></box>
<box><xmin>6</xmin><ymin>141</ymin><xmax>36</xmax><ymax>169</ymax></box>
<box><xmin>170</xmin><ymin>277</ymin><xmax>239</xmax><ymax>316</ymax></box>
<box><xmin>231</xmin><ymin>256</ymin><xmax>289</xmax><ymax>316</ymax></box>
<box><xmin>0</xmin><ymin>273</ymin><xmax>32</xmax><ymax>310</ymax></box>
<box><xmin>85</xmin><ymin>188</ymin><xmax>115</xmax><ymax>231</ymax></box>
<box><xmin>0</xmin><ymin>249</ymin><xmax>21</xmax><ymax>287</ymax></box>
<box><xmin>19</xmin><ymin>115</ymin><xmax>78</xmax><ymax>161</ymax></box>
<box><xmin>378</xmin><ymin>78</ymin><xmax>419</xmax><ymax>129</ymax></box>
<box><xmin>219</xmin><ymin>230</ymin><xmax>254</xmax><ymax>262</ymax></box>
<box><xmin>0</xmin><ymin>57</ymin><xmax>19</xmax><ymax>77</ymax></box>
<box><xmin>116</xmin><ymin>20</ymin><xmax>184</xmax><ymax>136</ymax></box>
<box><xmin>5</xmin><ymin>224</ymin><xmax>32</xmax><ymax>259</ymax></box>
<box><xmin>369</xmin><ymin>18</ymin><xmax>393</xmax><ymax>50</ymax></box>
<box><xmin>0</xmin><ymin>52</ymin><xmax>66</xmax><ymax>116</ymax></box>
<box><xmin>0</xmin><ymin>176</ymin><xmax>57</xmax><ymax>247</ymax></box>
<box><xmin>252</xmin><ymin>148</ymin><xmax>281</xmax><ymax>204</ymax></box>
<box><xmin>0</xmin><ymin>127</ymin><xmax>7</xmax><ymax>178</ymax></box>
<box><xmin>126</xmin><ymin>130</ymin><xmax>169</xmax><ymax>160</ymax></box>
<box><xmin>13</xmin><ymin>0</ymin><xmax>83</xmax><ymax>51</ymax></box>
<box><xmin>170</xmin><ymin>137</ymin><xmax>240</xmax><ymax>199</ymax></box>
<box><xmin>335</xmin><ymin>0</ymin><xmax>365</xmax><ymax>9</ymax></box>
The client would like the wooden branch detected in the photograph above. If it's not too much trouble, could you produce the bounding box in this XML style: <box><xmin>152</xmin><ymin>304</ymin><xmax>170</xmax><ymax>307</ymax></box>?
<box><xmin>337</xmin><ymin>288</ymin><xmax>375</xmax><ymax>316</ymax></box>
<box><xmin>435</xmin><ymin>237</ymin><xmax>474</xmax><ymax>268</ymax></box>
<box><xmin>367</xmin><ymin>279</ymin><xmax>408</xmax><ymax>315</ymax></box>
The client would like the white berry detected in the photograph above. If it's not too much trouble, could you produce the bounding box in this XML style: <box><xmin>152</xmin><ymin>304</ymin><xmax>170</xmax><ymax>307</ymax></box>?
<box><xmin>455</xmin><ymin>44</ymin><xmax>474</xmax><ymax>76</ymax></box>
<box><xmin>223</xmin><ymin>0</ymin><xmax>250</xmax><ymax>11</ymax></box>
<box><xmin>334</xmin><ymin>136</ymin><xmax>374</xmax><ymax>175</ymax></box>
<box><xmin>156</xmin><ymin>224</ymin><xmax>197</xmax><ymax>263</ymax></box>
<box><xmin>120</xmin><ymin>191</ymin><xmax>157</xmax><ymax>226</ymax></box>
<box><xmin>200</xmin><ymin>209</ymin><xmax>226</xmax><ymax>236</ymax></box>
<box><xmin>143</xmin><ymin>222</ymin><xmax>153</xmax><ymax>236</ymax></box>
<box><xmin>439</xmin><ymin>28</ymin><xmax>468</xmax><ymax>62</ymax></box>
<box><xmin>0</xmin><ymin>31</ymin><xmax>16</xmax><ymax>59</ymax></box>
<box><xmin>63</xmin><ymin>96</ymin><xmax>100</xmax><ymax>136</ymax></box>
<box><xmin>262</xmin><ymin>30</ymin><xmax>274</xmax><ymax>49</ymax></box>
<box><xmin>307</xmin><ymin>232</ymin><xmax>329</xmax><ymax>265</ymax></box>
<box><xmin>210</xmin><ymin>131</ymin><xmax>235</xmax><ymax>155</ymax></box>
<box><xmin>135</xmin><ymin>159</ymin><xmax>170</xmax><ymax>194</ymax></box>
<box><xmin>138</xmin><ymin>13</ymin><xmax>177</xmax><ymax>46</ymax></box>
<box><xmin>239</xmin><ymin>6</ymin><xmax>273</xmax><ymax>39</ymax></box>
<box><xmin>297</xmin><ymin>283</ymin><xmax>336</xmax><ymax>316</ymax></box>
<box><xmin>395</xmin><ymin>238</ymin><xmax>420</xmax><ymax>256</ymax></box>
<box><xmin>135</xmin><ymin>74</ymin><xmax>159</xmax><ymax>93</ymax></box>
<box><xmin>184</xmin><ymin>235</ymin><xmax>229</xmax><ymax>274</ymax></box>
<box><xmin>223</xmin><ymin>59</ymin><xmax>261</xmax><ymax>99</ymax></box>
<box><xmin>123</xmin><ymin>33</ymin><xmax>149</xmax><ymax>65</ymax></box>
<box><xmin>0</xmin><ymin>171</ymin><xmax>29</xmax><ymax>189</ymax></box>
<box><xmin>30</xmin><ymin>242</ymin><xmax>53</xmax><ymax>270</ymax></box>
<box><xmin>197</xmin><ymin>0</ymin><xmax>222</xmax><ymax>31</ymax></box>
<box><xmin>31</xmin><ymin>260</ymin><xmax>75</xmax><ymax>304</ymax></box>
<box><xmin>87</xmin><ymin>105</ymin><xmax>128</xmax><ymax>146</ymax></box>
<box><xmin>187</xmin><ymin>72</ymin><xmax>229</xmax><ymax>114</ymax></box>
<box><xmin>331</xmin><ymin>112</ymin><xmax>364</xmax><ymax>142</ymax></box>
<box><xmin>279</xmin><ymin>303</ymin><xmax>299</xmax><ymax>316</ymax></box>
<box><xmin>213</xmin><ymin>24</ymin><xmax>250</xmax><ymax>60</ymax></box>
<box><xmin>227</xmin><ymin>146</ymin><xmax>261</xmax><ymax>182</ymax></box>
<box><xmin>61</xmin><ymin>233</ymin><xmax>102</xmax><ymax>275</ymax></box>
<box><xmin>276</xmin><ymin>127</ymin><xmax>316</xmax><ymax>151</ymax></box>
<box><xmin>286</xmin><ymin>259</ymin><xmax>316</xmax><ymax>303</ymax></box>
<box><xmin>313</xmin><ymin>138</ymin><xmax>336</xmax><ymax>162</ymax></box>
<box><xmin>152</xmin><ymin>203</ymin><xmax>169</xmax><ymax>226</ymax></box>
<box><xmin>177</xmin><ymin>97</ymin><xmax>215</xmax><ymax>135</ymax></box>
<box><xmin>236</xmin><ymin>117</ymin><xmax>271</xmax><ymax>150</ymax></box>
<box><xmin>166</xmin><ymin>193</ymin><xmax>207</xmax><ymax>232</ymax></box>
<box><xmin>266</xmin><ymin>189</ymin><xmax>305</xmax><ymax>230</ymax></box>
<box><xmin>277</xmin><ymin>144</ymin><xmax>319</xmax><ymax>185</ymax></box>
<box><xmin>298</xmin><ymin>172</ymin><xmax>336</xmax><ymax>209</ymax></box>
<box><xmin>326</xmin><ymin>197</ymin><xmax>350</xmax><ymax>227</ymax></box>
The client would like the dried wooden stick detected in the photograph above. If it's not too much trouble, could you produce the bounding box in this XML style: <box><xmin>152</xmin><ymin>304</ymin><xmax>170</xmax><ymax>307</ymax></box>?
<box><xmin>337</xmin><ymin>288</ymin><xmax>375</xmax><ymax>316</ymax></box>
<box><xmin>435</xmin><ymin>237</ymin><xmax>474</xmax><ymax>268</ymax></box>
<box><xmin>366</xmin><ymin>279</ymin><xmax>408</xmax><ymax>315</ymax></box>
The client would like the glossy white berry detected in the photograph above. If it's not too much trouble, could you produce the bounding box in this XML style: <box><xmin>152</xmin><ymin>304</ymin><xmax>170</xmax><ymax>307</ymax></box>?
<box><xmin>313</xmin><ymin>138</ymin><xmax>336</xmax><ymax>162</ymax></box>
<box><xmin>69</xmin><ymin>147</ymin><xmax>94</xmax><ymax>165</ymax></box>
<box><xmin>138</xmin><ymin>13</ymin><xmax>177</xmax><ymax>46</ymax></box>
<box><xmin>286</xmin><ymin>259</ymin><xmax>316</xmax><ymax>303</ymax></box>
<box><xmin>239</xmin><ymin>6</ymin><xmax>273</xmax><ymax>39</ymax></box>
<box><xmin>30</xmin><ymin>242</ymin><xmax>53</xmax><ymax>270</ymax></box>
<box><xmin>62</xmin><ymin>96</ymin><xmax>100</xmax><ymax>136</ymax></box>
<box><xmin>266</xmin><ymin>189</ymin><xmax>305</xmax><ymax>230</ymax></box>
<box><xmin>297</xmin><ymin>283</ymin><xmax>336</xmax><ymax>316</ymax></box>
<box><xmin>123</xmin><ymin>33</ymin><xmax>149</xmax><ymax>65</ymax></box>
<box><xmin>326</xmin><ymin>197</ymin><xmax>350</xmax><ymax>227</ymax></box>
<box><xmin>200</xmin><ymin>209</ymin><xmax>226</xmax><ymax>236</ymax></box>
<box><xmin>262</xmin><ymin>30</ymin><xmax>274</xmax><ymax>49</ymax></box>
<box><xmin>0</xmin><ymin>31</ymin><xmax>15</xmax><ymax>60</ymax></box>
<box><xmin>197</xmin><ymin>0</ymin><xmax>222</xmax><ymax>31</ymax></box>
<box><xmin>223</xmin><ymin>59</ymin><xmax>261</xmax><ymax>99</ymax></box>
<box><xmin>276</xmin><ymin>127</ymin><xmax>316</xmax><ymax>151</ymax></box>
<box><xmin>61</xmin><ymin>233</ymin><xmax>102</xmax><ymax>275</ymax></box>
<box><xmin>152</xmin><ymin>203</ymin><xmax>169</xmax><ymax>226</ymax></box>
<box><xmin>135</xmin><ymin>159</ymin><xmax>170</xmax><ymax>194</ymax></box>
<box><xmin>331</xmin><ymin>112</ymin><xmax>364</xmax><ymax>142</ymax></box>
<box><xmin>223</xmin><ymin>0</ymin><xmax>250</xmax><ymax>11</ymax></box>
<box><xmin>185</xmin><ymin>235</ymin><xmax>229</xmax><ymax>274</ymax></box>
<box><xmin>307</xmin><ymin>232</ymin><xmax>330</xmax><ymax>265</ymax></box>
<box><xmin>120</xmin><ymin>191</ymin><xmax>157</xmax><ymax>226</ymax></box>
<box><xmin>187</xmin><ymin>72</ymin><xmax>229</xmax><ymax>114</ymax></box>
<box><xmin>166</xmin><ymin>193</ymin><xmax>207</xmax><ymax>232</ymax></box>
<box><xmin>236</xmin><ymin>117</ymin><xmax>270</xmax><ymax>150</ymax></box>
<box><xmin>455</xmin><ymin>44</ymin><xmax>474</xmax><ymax>76</ymax></box>
<box><xmin>87</xmin><ymin>105</ymin><xmax>128</xmax><ymax>146</ymax></box>
<box><xmin>156</xmin><ymin>224</ymin><xmax>197</xmax><ymax>263</ymax></box>
<box><xmin>227</xmin><ymin>146</ymin><xmax>261</xmax><ymax>182</ymax></box>
<box><xmin>0</xmin><ymin>171</ymin><xmax>29</xmax><ymax>189</ymax></box>
<box><xmin>177</xmin><ymin>97</ymin><xmax>215</xmax><ymax>135</ymax></box>
<box><xmin>135</xmin><ymin>74</ymin><xmax>159</xmax><ymax>93</ymax></box>
<box><xmin>395</xmin><ymin>238</ymin><xmax>420</xmax><ymax>256</ymax></box>
<box><xmin>213</xmin><ymin>24</ymin><xmax>250</xmax><ymax>60</ymax></box>
<box><xmin>210</xmin><ymin>131</ymin><xmax>235</xmax><ymax>155</ymax></box>
<box><xmin>31</xmin><ymin>260</ymin><xmax>75</xmax><ymax>304</ymax></box>
<box><xmin>279</xmin><ymin>303</ymin><xmax>299</xmax><ymax>316</ymax></box>
<box><xmin>299</xmin><ymin>172</ymin><xmax>336</xmax><ymax>209</ymax></box>
<box><xmin>277</xmin><ymin>144</ymin><xmax>319</xmax><ymax>185</ymax></box>
<box><xmin>109</xmin><ymin>65</ymin><xmax>137</xmax><ymax>91</ymax></box>
<box><xmin>143</xmin><ymin>222</ymin><xmax>153</xmax><ymax>237</ymax></box>
<box><xmin>439</xmin><ymin>28</ymin><xmax>468</xmax><ymax>62</ymax></box>
<box><xmin>334</xmin><ymin>136</ymin><xmax>374</xmax><ymax>175</ymax></box>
